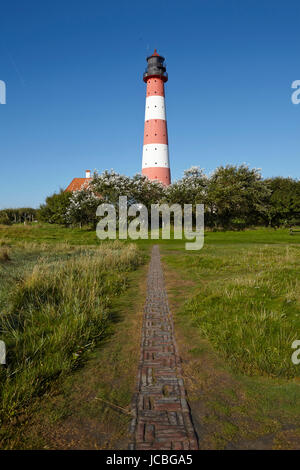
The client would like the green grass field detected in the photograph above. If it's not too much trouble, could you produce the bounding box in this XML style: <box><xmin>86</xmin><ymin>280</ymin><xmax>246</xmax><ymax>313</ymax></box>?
<box><xmin>0</xmin><ymin>223</ymin><xmax>299</xmax><ymax>448</ymax></box>
<box><xmin>0</xmin><ymin>223</ymin><xmax>100</xmax><ymax>245</ymax></box>
<box><xmin>0</xmin><ymin>238</ymin><xmax>143</xmax><ymax>435</ymax></box>
<box><xmin>158</xmin><ymin>232</ymin><xmax>300</xmax><ymax>449</ymax></box>
<box><xmin>163</xmin><ymin>242</ymin><xmax>300</xmax><ymax>379</ymax></box>
<box><xmin>0</xmin><ymin>222</ymin><xmax>298</xmax><ymax>246</ymax></box>
<box><xmin>1</xmin><ymin>223</ymin><xmax>299</xmax><ymax>381</ymax></box>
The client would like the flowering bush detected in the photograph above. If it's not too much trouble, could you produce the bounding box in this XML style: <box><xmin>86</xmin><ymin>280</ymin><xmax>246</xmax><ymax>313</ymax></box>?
<box><xmin>38</xmin><ymin>166</ymin><xmax>300</xmax><ymax>229</ymax></box>
<box><xmin>66</xmin><ymin>186</ymin><xmax>100</xmax><ymax>227</ymax></box>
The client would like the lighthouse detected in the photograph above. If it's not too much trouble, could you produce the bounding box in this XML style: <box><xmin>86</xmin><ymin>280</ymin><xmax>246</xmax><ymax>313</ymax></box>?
<box><xmin>142</xmin><ymin>50</ymin><xmax>171</xmax><ymax>186</ymax></box>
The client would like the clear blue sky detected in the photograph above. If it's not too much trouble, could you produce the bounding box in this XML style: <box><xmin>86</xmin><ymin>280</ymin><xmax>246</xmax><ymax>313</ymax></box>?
<box><xmin>0</xmin><ymin>0</ymin><xmax>299</xmax><ymax>209</ymax></box>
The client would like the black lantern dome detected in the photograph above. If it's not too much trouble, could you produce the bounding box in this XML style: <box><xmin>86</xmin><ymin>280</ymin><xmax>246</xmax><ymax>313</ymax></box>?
<box><xmin>143</xmin><ymin>49</ymin><xmax>168</xmax><ymax>82</ymax></box>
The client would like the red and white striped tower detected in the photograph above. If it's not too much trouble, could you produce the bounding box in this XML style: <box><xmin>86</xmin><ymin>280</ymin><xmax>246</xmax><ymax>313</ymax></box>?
<box><xmin>142</xmin><ymin>50</ymin><xmax>171</xmax><ymax>186</ymax></box>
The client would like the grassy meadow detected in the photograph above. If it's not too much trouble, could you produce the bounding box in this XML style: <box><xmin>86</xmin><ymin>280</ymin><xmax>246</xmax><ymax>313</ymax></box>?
<box><xmin>158</xmin><ymin>230</ymin><xmax>300</xmax><ymax>448</ymax></box>
<box><xmin>163</xmin><ymin>242</ymin><xmax>300</xmax><ymax>379</ymax></box>
<box><xmin>0</xmin><ymin>234</ymin><xmax>143</xmax><ymax>438</ymax></box>
<box><xmin>0</xmin><ymin>223</ymin><xmax>300</xmax><ymax>448</ymax></box>
<box><xmin>1</xmin><ymin>223</ymin><xmax>299</xmax><ymax>382</ymax></box>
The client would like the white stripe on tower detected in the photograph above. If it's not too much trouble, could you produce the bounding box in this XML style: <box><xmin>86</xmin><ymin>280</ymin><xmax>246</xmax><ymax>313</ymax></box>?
<box><xmin>142</xmin><ymin>50</ymin><xmax>171</xmax><ymax>186</ymax></box>
<box><xmin>144</xmin><ymin>96</ymin><xmax>166</xmax><ymax>120</ymax></box>
<box><xmin>142</xmin><ymin>144</ymin><xmax>169</xmax><ymax>168</ymax></box>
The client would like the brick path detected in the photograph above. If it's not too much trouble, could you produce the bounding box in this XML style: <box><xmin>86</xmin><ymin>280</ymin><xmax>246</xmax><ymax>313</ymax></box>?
<box><xmin>129</xmin><ymin>245</ymin><xmax>198</xmax><ymax>450</ymax></box>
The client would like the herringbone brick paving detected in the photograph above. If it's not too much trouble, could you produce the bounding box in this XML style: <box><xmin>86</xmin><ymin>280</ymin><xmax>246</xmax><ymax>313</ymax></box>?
<box><xmin>129</xmin><ymin>245</ymin><xmax>198</xmax><ymax>450</ymax></box>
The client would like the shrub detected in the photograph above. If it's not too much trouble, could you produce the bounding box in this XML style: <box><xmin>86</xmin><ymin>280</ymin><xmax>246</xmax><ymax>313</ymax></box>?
<box><xmin>0</xmin><ymin>247</ymin><xmax>10</xmax><ymax>262</ymax></box>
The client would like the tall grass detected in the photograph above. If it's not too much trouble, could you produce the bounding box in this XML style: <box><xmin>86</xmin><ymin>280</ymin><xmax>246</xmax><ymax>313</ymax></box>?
<box><xmin>166</xmin><ymin>244</ymin><xmax>300</xmax><ymax>378</ymax></box>
<box><xmin>0</xmin><ymin>246</ymin><xmax>10</xmax><ymax>262</ymax></box>
<box><xmin>0</xmin><ymin>242</ymin><xmax>142</xmax><ymax>423</ymax></box>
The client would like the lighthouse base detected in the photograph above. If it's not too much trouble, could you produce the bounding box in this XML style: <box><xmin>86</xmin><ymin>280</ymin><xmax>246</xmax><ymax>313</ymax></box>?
<box><xmin>142</xmin><ymin>167</ymin><xmax>171</xmax><ymax>186</ymax></box>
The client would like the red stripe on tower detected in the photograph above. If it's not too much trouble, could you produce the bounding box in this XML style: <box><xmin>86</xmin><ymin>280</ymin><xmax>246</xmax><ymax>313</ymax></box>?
<box><xmin>142</xmin><ymin>49</ymin><xmax>171</xmax><ymax>186</ymax></box>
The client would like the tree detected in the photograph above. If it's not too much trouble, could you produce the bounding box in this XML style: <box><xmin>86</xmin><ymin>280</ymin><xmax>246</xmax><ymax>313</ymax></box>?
<box><xmin>37</xmin><ymin>166</ymin><xmax>299</xmax><ymax>231</ymax></box>
<box><xmin>264</xmin><ymin>177</ymin><xmax>300</xmax><ymax>227</ymax></box>
<box><xmin>0</xmin><ymin>211</ymin><xmax>12</xmax><ymax>225</ymax></box>
<box><xmin>38</xmin><ymin>190</ymin><xmax>71</xmax><ymax>224</ymax></box>
<box><xmin>206</xmin><ymin>164</ymin><xmax>270</xmax><ymax>229</ymax></box>
<box><xmin>0</xmin><ymin>208</ymin><xmax>37</xmax><ymax>224</ymax></box>
<box><xmin>130</xmin><ymin>174</ymin><xmax>166</xmax><ymax>209</ymax></box>
<box><xmin>90</xmin><ymin>169</ymin><xmax>166</xmax><ymax>214</ymax></box>
<box><xmin>65</xmin><ymin>187</ymin><xmax>100</xmax><ymax>228</ymax></box>
<box><xmin>90</xmin><ymin>170</ymin><xmax>132</xmax><ymax>206</ymax></box>
<box><xmin>166</xmin><ymin>166</ymin><xmax>207</xmax><ymax>207</ymax></box>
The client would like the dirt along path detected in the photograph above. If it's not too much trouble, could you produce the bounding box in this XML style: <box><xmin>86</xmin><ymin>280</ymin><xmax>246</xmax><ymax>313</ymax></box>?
<box><xmin>129</xmin><ymin>245</ymin><xmax>198</xmax><ymax>450</ymax></box>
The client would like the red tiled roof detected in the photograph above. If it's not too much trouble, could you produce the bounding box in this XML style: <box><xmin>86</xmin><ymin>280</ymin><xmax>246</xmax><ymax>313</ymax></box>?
<box><xmin>65</xmin><ymin>178</ymin><xmax>92</xmax><ymax>192</ymax></box>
